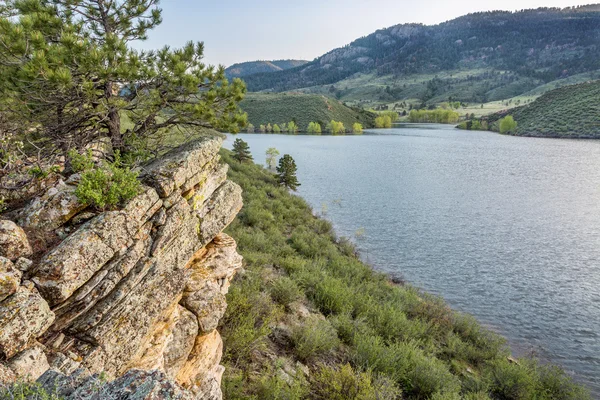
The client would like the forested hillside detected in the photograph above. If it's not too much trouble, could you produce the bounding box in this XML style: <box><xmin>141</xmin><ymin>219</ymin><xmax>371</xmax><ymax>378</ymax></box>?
<box><xmin>225</xmin><ymin>59</ymin><xmax>308</xmax><ymax>78</ymax></box>
<box><xmin>482</xmin><ymin>80</ymin><xmax>600</xmax><ymax>137</ymax></box>
<box><xmin>239</xmin><ymin>93</ymin><xmax>375</xmax><ymax>132</ymax></box>
<box><xmin>241</xmin><ymin>6</ymin><xmax>600</xmax><ymax>104</ymax></box>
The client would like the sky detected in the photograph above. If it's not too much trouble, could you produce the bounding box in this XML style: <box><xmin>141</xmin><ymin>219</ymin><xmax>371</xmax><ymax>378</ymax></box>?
<box><xmin>136</xmin><ymin>0</ymin><xmax>593</xmax><ymax>67</ymax></box>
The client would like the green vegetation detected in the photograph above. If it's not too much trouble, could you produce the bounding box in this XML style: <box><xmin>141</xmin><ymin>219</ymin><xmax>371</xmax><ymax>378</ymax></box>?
<box><xmin>74</xmin><ymin>152</ymin><xmax>140</xmax><ymax>210</ymax></box>
<box><xmin>375</xmin><ymin>115</ymin><xmax>393</xmax><ymax>128</ymax></box>
<box><xmin>460</xmin><ymin>81</ymin><xmax>600</xmax><ymax>137</ymax></box>
<box><xmin>265</xmin><ymin>147</ymin><xmax>280</xmax><ymax>170</ymax></box>
<box><xmin>242</xmin><ymin>7</ymin><xmax>600</xmax><ymax>102</ymax></box>
<box><xmin>232</xmin><ymin>139</ymin><xmax>253</xmax><ymax>163</ymax></box>
<box><xmin>352</xmin><ymin>123</ymin><xmax>363</xmax><ymax>134</ymax></box>
<box><xmin>288</xmin><ymin>121</ymin><xmax>299</xmax><ymax>134</ymax></box>
<box><xmin>219</xmin><ymin>149</ymin><xmax>590</xmax><ymax>399</ymax></box>
<box><xmin>307</xmin><ymin>122</ymin><xmax>323</xmax><ymax>134</ymax></box>
<box><xmin>327</xmin><ymin>120</ymin><xmax>346</xmax><ymax>135</ymax></box>
<box><xmin>276</xmin><ymin>154</ymin><xmax>300</xmax><ymax>191</ymax></box>
<box><xmin>408</xmin><ymin>109</ymin><xmax>460</xmax><ymax>123</ymax></box>
<box><xmin>0</xmin><ymin>381</ymin><xmax>61</xmax><ymax>399</ymax></box>
<box><xmin>239</xmin><ymin>93</ymin><xmax>375</xmax><ymax>133</ymax></box>
<box><xmin>499</xmin><ymin>116</ymin><xmax>518</xmax><ymax>134</ymax></box>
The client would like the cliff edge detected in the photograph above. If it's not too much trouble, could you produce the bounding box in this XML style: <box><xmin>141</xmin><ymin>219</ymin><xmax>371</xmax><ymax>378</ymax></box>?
<box><xmin>0</xmin><ymin>136</ymin><xmax>242</xmax><ymax>400</ymax></box>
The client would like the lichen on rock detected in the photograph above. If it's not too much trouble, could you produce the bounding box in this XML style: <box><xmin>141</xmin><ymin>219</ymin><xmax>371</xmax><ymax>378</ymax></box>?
<box><xmin>0</xmin><ymin>136</ymin><xmax>243</xmax><ymax>400</ymax></box>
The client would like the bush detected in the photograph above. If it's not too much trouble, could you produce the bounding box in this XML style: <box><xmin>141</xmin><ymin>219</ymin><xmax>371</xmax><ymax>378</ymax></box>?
<box><xmin>254</xmin><ymin>366</ymin><xmax>309</xmax><ymax>400</ymax></box>
<box><xmin>311</xmin><ymin>364</ymin><xmax>401</xmax><ymax>400</ymax></box>
<box><xmin>269</xmin><ymin>276</ymin><xmax>302</xmax><ymax>306</ymax></box>
<box><xmin>352</xmin><ymin>123</ymin><xmax>363</xmax><ymax>134</ymax></box>
<box><xmin>499</xmin><ymin>115</ymin><xmax>518</xmax><ymax>133</ymax></box>
<box><xmin>0</xmin><ymin>381</ymin><xmax>61</xmax><ymax>400</ymax></box>
<box><xmin>75</xmin><ymin>153</ymin><xmax>140</xmax><ymax>210</ymax></box>
<box><xmin>291</xmin><ymin>317</ymin><xmax>340</xmax><ymax>361</ymax></box>
<box><xmin>375</xmin><ymin>115</ymin><xmax>392</xmax><ymax>128</ymax></box>
<box><xmin>68</xmin><ymin>149</ymin><xmax>95</xmax><ymax>172</ymax></box>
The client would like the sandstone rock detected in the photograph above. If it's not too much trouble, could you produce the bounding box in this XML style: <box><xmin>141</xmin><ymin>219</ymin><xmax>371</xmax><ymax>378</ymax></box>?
<box><xmin>7</xmin><ymin>344</ymin><xmax>50</xmax><ymax>382</ymax></box>
<box><xmin>0</xmin><ymin>257</ymin><xmax>21</xmax><ymax>302</ymax></box>
<box><xmin>0</xmin><ymin>283</ymin><xmax>54</xmax><ymax>358</ymax></box>
<box><xmin>143</xmin><ymin>136</ymin><xmax>223</xmax><ymax>198</ymax></box>
<box><xmin>33</xmin><ymin>225</ymin><xmax>115</xmax><ymax>306</ymax></box>
<box><xmin>18</xmin><ymin>180</ymin><xmax>87</xmax><ymax>231</ymax></box>
<box><xmin>14</xmin><ymin>257</ymin><xmax>34</xmax><ymax>273</ymax></box>
<box><xmin>0</xmin><ymin>363</ymin><xmax>16</xmax><ymax>384</ymax></box>
<box><xmin>0</xmin><ymin>220</ymin><xmax>32</xmax><ymax>260</ymax></box>
<box><xmin>176</xmin><ymin>330</ymin><xmax>223</xmax><ymax>394</ymax></box>
<box><xmin>182</xmin><ymin>234</ymin><xmax>242</xmax><ymax>334</ymax></box>
<box><xmin>197</xmin><ymin>181</ymin><xmax>243</xmax><ymax>245</ymax></box>
<box><xmin>164</xmin><ymin>307</ymin><xmax>199</xmax><ymax>379</ymax></box>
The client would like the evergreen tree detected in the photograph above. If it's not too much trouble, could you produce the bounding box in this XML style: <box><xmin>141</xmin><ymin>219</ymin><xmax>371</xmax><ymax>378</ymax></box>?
<box><xmin>232</xmin><ymin>138</ymin><xmax>253</xmax><ymax>163</ymax></box>
<box><xmin>0</xmin><ymin>0</ymin><xmax>246</xmax><ymax>162</ymax></box>
<box><xmin>276</xmin><ymin>154</ymin><xmax>300</xmax><ymax>191</ymax></box>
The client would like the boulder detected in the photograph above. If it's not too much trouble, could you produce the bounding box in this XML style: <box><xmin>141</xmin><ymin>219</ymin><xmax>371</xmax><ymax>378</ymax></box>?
<box><xmin>143</xmin><ymin>136</ymin><xmax>223</xmax><ymax>198</ymax></box>
<box><xmin>7</xmin><ymin>344</ymin><xmax>50</xmax><ymax>382</ymax></box>
<box><xmin>0</xmin><ymin>283</ymin><xmax>55</xmax><ymax>358</ymax></box>
<box><xmin>181</xmin><ymin>234</ymin><xmax>242</xmax><ymax>333</ymax></box>
<box><xmin>0</xmin><ymin>257</ymin><xmax>21</xmax><ymax>302</ymax></box>
<box><xmin>17</xmin><ymin>180</ymin><xmax>87</xmax><ymax>231</ymax></box>
<box><xmin>0</xmin><ymin>363</ymin><xmax>16</xmax><ymax>384</ymax></box>
<box><xmin>38</xmin><ymin>369</ymin><xmax>196</xmax><ymax>400</ymax></box>
<box><xmin>0</xmin><ymin>220</ymin><xmax>32</xmax><ymax>261</ymax></box>
<box><xmin>197</xmin><ymin>181</ymin><xmax>243</xmax><ymax>245</ymax></box>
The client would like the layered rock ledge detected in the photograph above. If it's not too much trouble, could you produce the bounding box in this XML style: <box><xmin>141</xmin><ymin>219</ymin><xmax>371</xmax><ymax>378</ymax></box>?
<box><xmin>0</xmin><ymin>136</ymin><xmax>243</xmax><ymax>400</ymax></box>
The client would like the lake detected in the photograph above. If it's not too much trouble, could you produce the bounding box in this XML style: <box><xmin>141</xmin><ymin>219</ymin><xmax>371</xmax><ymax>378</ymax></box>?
<box><xmin>224</xmin><ymin>124</ymin><xmax>600</xmax><ymax>395</ymax></box>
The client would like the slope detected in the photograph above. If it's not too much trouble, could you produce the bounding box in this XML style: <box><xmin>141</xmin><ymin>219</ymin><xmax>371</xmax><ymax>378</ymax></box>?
<box><xmin>483</xmin><ymin>80</ymin><xmax>600</xmax><ymax>137</ymax></box>
<box><xmin>241</xmin><ymin>6</ymin><xmax>600</xmax><ymax>104</ymax></box>
<box><xmin>239</xmin><ymin>92</ymin><xmax>375</xmax><ymax>132</ymax></box>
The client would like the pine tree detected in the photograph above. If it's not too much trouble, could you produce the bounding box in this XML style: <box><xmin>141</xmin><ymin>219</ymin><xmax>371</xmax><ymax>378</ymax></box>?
<box><xmin>0</xmin><ymin>0</ymin><xmax>247</xmax><ymax>162</ymax></box>
<box><xmin>232</xmin><ymin>138</ymin><xmax>253</xmax><ymax>163</ymax></box>
<box><xmin>276</xmin><ymin>154</ymin><xmax>300</xmax><ymax>191</ymax></box>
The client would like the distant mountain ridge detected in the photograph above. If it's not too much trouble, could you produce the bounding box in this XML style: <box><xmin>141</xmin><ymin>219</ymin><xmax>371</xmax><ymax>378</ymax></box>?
<box><xmin>225</xmin><ymin>59</ymin><xmax>308</xmax><ymax>78</ymax></box>
<box><xmin>241</xmin><ymin>5</ymin><xmax>600</xmax><ymax>100</ymax></box>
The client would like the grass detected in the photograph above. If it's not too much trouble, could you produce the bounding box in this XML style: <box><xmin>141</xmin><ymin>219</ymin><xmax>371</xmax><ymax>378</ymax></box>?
<box><xmin>219</xmin><ymin>149</ymin><xmax>590</xmax><ymax>399</ymax></box>
<box><xmin>239</xmin><ymin>92</ymin><xmax>375</xmax><ymax>132</ymax></box>
<box><xmin>461</xmin><ymin>80</ymin><xmax>600</xmax><ymax>137</ymax></box>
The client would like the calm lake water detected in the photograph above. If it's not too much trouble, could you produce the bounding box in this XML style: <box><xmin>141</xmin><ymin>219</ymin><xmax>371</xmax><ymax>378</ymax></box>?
<box><xmin>224</xmin><ymin>124</ymin><xmax>600</xmax><ymax>395</ymax></box>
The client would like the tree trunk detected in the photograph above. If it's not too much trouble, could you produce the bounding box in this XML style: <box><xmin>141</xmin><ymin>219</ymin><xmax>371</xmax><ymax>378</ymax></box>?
<box><xmin>105</xmin><ymin>82</ymin><xmax>122</xmax><ymax>151</ymax></box>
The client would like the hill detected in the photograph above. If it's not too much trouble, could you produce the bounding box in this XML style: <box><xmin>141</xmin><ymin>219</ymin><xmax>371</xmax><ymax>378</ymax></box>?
<box><xmin>239</xmin><ymin>92</ymin><xmax>375</xmax><ymax>132</ymax></box>
<box><xmin>484</xmin><ymin>80</ymin><xmax>600</xmax><ymax>137</ymax></box>
<box><xmin>225</xmin><ymin>59</ymin><xmax>308</xmax><ymax>78</ymax></box>
<box><xmin>240</xmin><ymin>6</ymin><xmax>600</xmax><ymax>105</ymax></box>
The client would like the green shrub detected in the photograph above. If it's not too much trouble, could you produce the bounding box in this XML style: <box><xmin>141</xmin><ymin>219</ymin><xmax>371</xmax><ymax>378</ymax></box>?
<box><xmin>291</xmin><ymin>317</ymin><xmax>340</xmax><ymax>361</ymax></box>
<box><xmin>499</xmin><ymin>115</ymin><xmax>518</xmax><ymax>133</ymax></box>
<box><xmin>269</xmin><ymin>276</ymin><xmax>302</xmax><ymax>306</ymax></box>
<box><xmin>0</xmin><ymin>382</ymin><xmax>62</xmax><ymax>400</ymax></box>
<box><xmin>68</xmin><ymin>149</ymin><xmax>95</xmax><ymax>172</ymax></box>
<box><xmin>311</xmin><ymin>364</ymin><xmax>401</xmax><ymax>400</ymax></box>
<box><xmin>487</xmin><ymin>359</ymin><xmax>537</xmax><ymax>400</ymax></box>
<box><xmin>254</xmin><ymin>367</ymin><xmax>309</xmax><ymax>400</ymax></box>
<box><xmin>75</xmin><ymin>153</ymin><xmax>140</xmax><ymax>210</ymax></box>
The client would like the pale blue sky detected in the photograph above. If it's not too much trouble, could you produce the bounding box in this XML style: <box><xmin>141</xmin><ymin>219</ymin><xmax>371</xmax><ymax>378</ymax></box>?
<box><xmin>137</xmin><ymin>0</ymin><xmax>592</xmax><ymax>67</ymax></box>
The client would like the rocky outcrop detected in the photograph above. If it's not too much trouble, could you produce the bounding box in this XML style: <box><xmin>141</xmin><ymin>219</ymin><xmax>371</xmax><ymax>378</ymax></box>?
<box><xmin>0</xmin><ymin>136</ymin><xmax>243</xmax><ymax>400</ymax></box>
<box><xmin>0</xmin><ymin>220</ymin><xmax>32</xmax><ymax>260</ymax></box>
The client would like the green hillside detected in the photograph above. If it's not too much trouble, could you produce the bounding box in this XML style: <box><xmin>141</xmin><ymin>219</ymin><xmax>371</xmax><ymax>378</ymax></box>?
<box><xmin>463</xmin><ymin>80</ymin><xmax>600</xmax><ymax>137</ymax></box>
<box><xmin>240</xmin><ymin>6</ymin><xmax>600</xmax><ymax>106</ymax></box>
<box><xmin>239</xmin><ymin>92</ymin><xmax>375</xmax><ymax>132</ymax></box>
